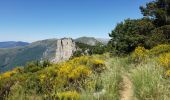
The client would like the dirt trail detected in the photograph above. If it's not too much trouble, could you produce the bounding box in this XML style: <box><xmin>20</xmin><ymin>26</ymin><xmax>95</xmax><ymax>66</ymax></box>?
<box><xmin>120</xmin><ymin>75</ymin><xmax>135</xmax><ymax>100</ymax></box>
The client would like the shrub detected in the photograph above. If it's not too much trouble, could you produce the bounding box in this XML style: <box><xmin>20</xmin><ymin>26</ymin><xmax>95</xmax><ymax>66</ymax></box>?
<box><xmin>39</xmin><ymin>74</ymin><xmax>46</xmax><ymax>82</ymax></box>
<box><xmin>72</xmin><ymin>50</ymin><xmax>83</xmax><ymax>58</ymax></box>
<box><xmin>158</xmin><ymin>53</ymin><xmax>170</xmax><ymax>69</ymax></box>
<box><xmin>24</xmin><ymin>61</ymin><xmax>42</xmax><ymax>73</ymax></box>
<box><xmin>131</xmin><ymin>44</ymin><xmax>170</xmax><ymax>64</ymax></box>
<box><xmin>131</xmin><ymin>46</ymin><xmax>149</xmax><ymax>63</ymax></box>
<box><xmin>158</xmin><ymin>52</ymin><xmax>170</xmax><ymax>78</ymax></box>
<box><xmin>56</xmin><ymin>64</ymin><xmax>92</xmax><ymax>84</ymax></box>
<box><xmin>165</xmin><ymin>70</ymin><xmax>170</xmax><ymax>77</ymax></box>
<box><xmin>57</xmin><ymin>65</ymin><xmax>73</xmax><ymax>78</ymax></box>
<box><xmin>0</xmin><ymin>67</ymin><xmax>20</xmax><ymax>79</ymax></box>
<box><xmin>0</xmin><ymin>55</ymin><xmax>107</xmax><ymax>99</ymax></box>
<box><xmin>90</xmin><ymin>59</ymin><xmax>106</xmax><ymax>73</ymax></box>
<box><xmin>56</xmin><ymin>91</ymin><xmax>80</xmax><ymax>100</ymax></box>
<box><xmin>149</xmin><ymin>44</ymin><xmax>170</xmax><ymax>56</ymax></box>
<box><xmin>24</xmin><ymin>60</ymin><xmax>51</xmax><ymax>73</ymax></box>
<box><xmin>68</xmin><ymin>65</ymin><xmax>92</xmax><ymax>80</ymax></box>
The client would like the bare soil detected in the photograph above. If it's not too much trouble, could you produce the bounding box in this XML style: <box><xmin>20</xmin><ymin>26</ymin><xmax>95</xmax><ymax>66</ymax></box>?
<box><xmin>120</xmin><ymin>75</ymin><xmax>135</xmax><ymax>100</ymax></box>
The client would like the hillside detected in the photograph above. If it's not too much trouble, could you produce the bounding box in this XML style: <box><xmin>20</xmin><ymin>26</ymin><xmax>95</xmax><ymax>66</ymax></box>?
<box><xmin>75</xmin><ymin>37</ymin><xmax>105</xmax><ymax>46</ymax></box>
<box><xmin>96</xmin><ymin>38</ymin><xmax>109</xmax><ymax>45</ymax></box>
<box><xmin>0</xmin><ymin>41</ymin><xmax>29</xmax><ymax>48</ymax></box>
<box><xmin>0</xmin><ymin>38</ymin><xmax>76</xmax><ymax>72</ymax></box>
<box><xmin>1</xmin><ymin>44</ymin><xmax>170</xmax><ymax>100</ymax></box>
<box><xmin>0</xmin><ymin>37</ymin><xmax>109</xmax><ymax>72</ymax></box>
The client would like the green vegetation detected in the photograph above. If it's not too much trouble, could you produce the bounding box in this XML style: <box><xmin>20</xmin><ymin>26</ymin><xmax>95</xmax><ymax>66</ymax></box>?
<box><xmin>109</xmin><ymin>18</ymin><xmax>155</xmax><ymax>54</ymax></box>
<box><xmin>130</xmin><ymin>61</ymin><xmax>170</xmax><ymax>100</ymax></box>
<box><xmin>109</xmin><ymin>0</ymin><xmax>170</xmax><ymax>54</ymax></box>
<box><xmin>0</xmin><ymin>38</ymin><xmax>107</xmax><ymax>72</ymax></box>
<box><xmin>140</xmin><ymin>0</ymin><xmax>170</xmax><ymax>26</ymax></box>
<box><xmin>2</xmin><ymin>44</ymin><xmax>170</xmax><ymax>100</ymax></box>
<box><xmin>0</xmin><ymin>39</ymin><xmax>57</xmax><ymax>72</ymax></box>
<box><xmin>128</xmin><ymin>45</ymin><xmax>170</xmax><ymax>100</ymax></box>
<box><xmin>1</xmin><ymin>0</ymin><xmax>170</xmax><ymax>100</ymax></box>
<box><xmin>80</xmin><ymin>57</ymin><xmax>123</xmax><ymax>100</ymax></box>
<box><xmin>0</xmin><ymin>55</ymin><xmax>109</xmax><ymax>100</ymax></box>
<box><xmin>73</xmin><ymin>42</ymin><xmax>109</xmax><ymax>57</ymax></box>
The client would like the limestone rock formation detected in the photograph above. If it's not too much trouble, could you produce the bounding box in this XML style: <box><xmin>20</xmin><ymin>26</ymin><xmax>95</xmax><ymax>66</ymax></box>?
<box><xmin>51</xmin><ymin>38</ymin><xmax>76</xmax><ymax>63</ymax></box>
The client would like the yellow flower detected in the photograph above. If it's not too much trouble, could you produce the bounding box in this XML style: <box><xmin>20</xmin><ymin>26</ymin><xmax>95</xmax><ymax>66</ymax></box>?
<box><xmin>68</xmin><ymin>65</ymin><xmax>92</xmax><ymax>80</ymax></box>
<box><xmin>149</xmin><ymin>44</ymin><xmax>170</xmax><ymax>56</ymax></box>
<box><xmin>56</xmin><ymin>91</ymin><xmax>80</xmax><ymax>100</ymax></box>
<box><xmin>131</xmin><ymin>46</ymin><xmax>149</xmax><ymax>63</ymax></box>
<box><xmin>57</xmin><ymin>65</ymin><xmax>73</xmax><ymax>77</ymax></box>
<box><xmin>91</xmin><ymin>59</ymin><xmax>106</xmax><ymax>73</ymax></box>
<box><xmin>1</xmin><ymin>70</ymin><xmax>17</xmax><ymax>79</ymax></box>
<box><xmin>93</xmin><ymin>59</ymin><xmax>105</xmax><ymax>65</ymax></box>
<box><xmin>4</xmin><ymin>72</ymin><xmax>11</xmax><ymax>78</ymax></box>
<box><xmin>39</xmin><ymin>74</ymin><xmax>46</xmax><ymax>82</ymax></box>
<box><xmin>165</xmin><ymin>70</ymin><xmax>170</xmax><ymax>77</ymax></box>
<box><xmin>158</xmin><ymin>53</ymin><xmax>170</xmax><ymax>68</ymax></box>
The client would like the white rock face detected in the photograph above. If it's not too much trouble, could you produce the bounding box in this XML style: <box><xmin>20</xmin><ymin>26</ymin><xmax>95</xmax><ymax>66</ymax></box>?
<box><xmin>51</xmin><ymin>38</ymin><xmax>76</xmax><ymax>63</ymax></box>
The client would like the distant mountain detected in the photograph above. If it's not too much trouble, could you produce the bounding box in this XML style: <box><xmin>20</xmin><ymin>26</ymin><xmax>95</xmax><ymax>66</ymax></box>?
<box><xmin>0</xmin><ymin>38</ymin><xmax>76</xmax><ymax>72</ymax></box>
<box><xmin>75</xmin><ymin>37</ymin><xmax>109</xmax><ymax>46</ymax></box>
<box><xmin>96</xmin><ymin>38</ymin><xmax>110</xmax><ymax>45</ymax></box>
<box><xmin>0</xmin><ymin>37</ymin><xmax>109</xmax><ymax>72</ymax></box>
<box><xmin>0</xmin><ymin>41</ymin><xmax>29</xmax><ymax>48</ymax></box>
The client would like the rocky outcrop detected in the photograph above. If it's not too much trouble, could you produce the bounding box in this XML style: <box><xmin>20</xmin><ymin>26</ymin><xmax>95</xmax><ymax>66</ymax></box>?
<box><xmin>51</xmin><ymin>38</ymin><xmax>76</xmax><ymax>63</ymax></box>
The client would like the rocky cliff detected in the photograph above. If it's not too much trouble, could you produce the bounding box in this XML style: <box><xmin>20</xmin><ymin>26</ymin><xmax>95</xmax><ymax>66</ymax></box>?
<box><xmin>52</xmin><ymin>38</ymin><xmax>76</xmax><ymax>63</ymax></box>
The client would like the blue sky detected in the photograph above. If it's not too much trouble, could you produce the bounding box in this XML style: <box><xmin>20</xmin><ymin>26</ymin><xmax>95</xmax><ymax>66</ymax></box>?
<box><xmin>0</xmin><ymin>0</ymin><xmax>152</xmax><ymax>42</ymax></box>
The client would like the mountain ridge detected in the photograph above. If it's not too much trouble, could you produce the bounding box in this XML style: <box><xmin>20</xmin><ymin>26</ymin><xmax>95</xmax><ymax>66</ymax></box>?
<box><xmin>75</xmin><ymin>36</ymin><xmax>109</xmax><ymax>46</ymax></box>
<box><xmin>0</xmin><ymin>41</ymin><xmax>29</xmax><ymax>48</ymax></box>
<box><xmin>0</xmin><ymin>37</ymin><xmax>109</xmax><ymax>49</ymax></box>
<box><xmin>0</xmin><ymin>37</ymin><xmax>109</xmax><ymax>72</ymax></box>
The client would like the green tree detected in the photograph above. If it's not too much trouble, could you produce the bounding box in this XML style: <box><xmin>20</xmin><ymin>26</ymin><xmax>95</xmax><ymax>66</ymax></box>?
<box><xmin>109</xmin><ymin>18</ymin><xmax>155</xmax><ymax>54</ymax></box>
<box><xmin>140</xmin><ymin>0</ymin><xmax>170</xmax><ymax>26</ymax></box>
<box><xmin>146</xmin><ymin>25</ymin><xmax>170</xmax><ymax>47</ymax></box>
